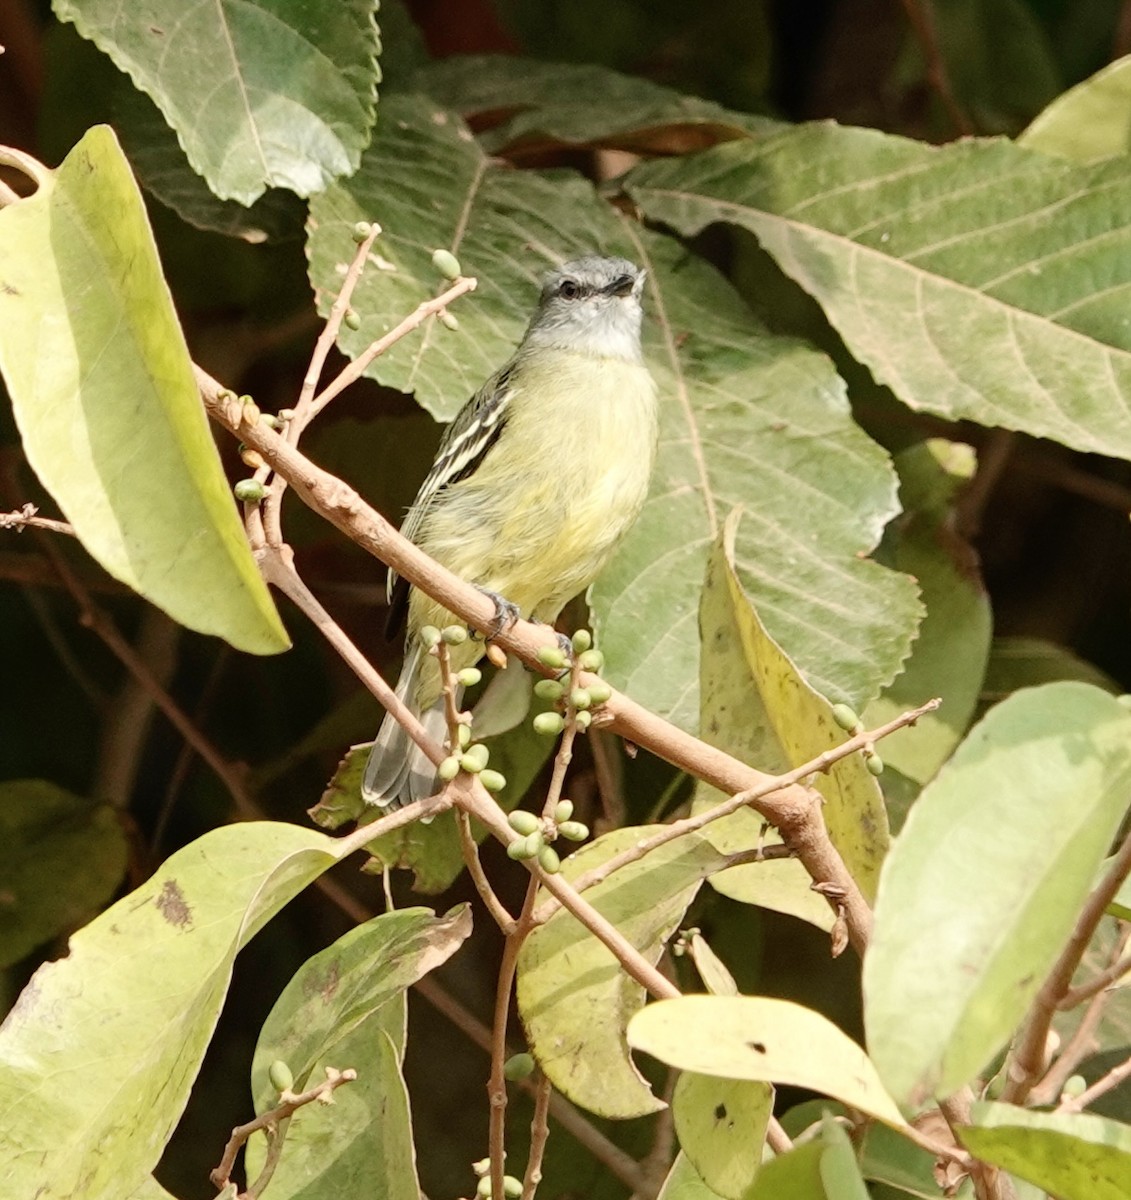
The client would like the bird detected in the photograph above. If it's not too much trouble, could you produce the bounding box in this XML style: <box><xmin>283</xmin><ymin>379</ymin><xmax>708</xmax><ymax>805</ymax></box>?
<box><xmin>362</xmin><ymin>254</ymin><xmax>659</xmax><ymax>810</ymax></box>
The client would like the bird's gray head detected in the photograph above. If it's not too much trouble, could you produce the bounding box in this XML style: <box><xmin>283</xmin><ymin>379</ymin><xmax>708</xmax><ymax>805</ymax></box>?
<box><xmin>520</xmin><ymin>256</ymin><xmax>647</xmax><ymax>363</ymax></box>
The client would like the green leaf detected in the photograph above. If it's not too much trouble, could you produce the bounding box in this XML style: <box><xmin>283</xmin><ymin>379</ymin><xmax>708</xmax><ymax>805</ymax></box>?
<box><xmin>747</xmin><ymin>1142</ymin><xmax>826</xmax><ymax>1199</ymax></box>
<box><xmin>981</xmin><ymin>636</ymin><xmax>1120</xmax><ymax>705</ymax></box>
<box><xmin>658</xmin><ymin>1153</ymin><xmax>729</xmax><ymax>1200</ymax></box>
<box><xmin>0</xmin><ymin>822</ymin><xmax>341</xmax><ymax>1200</ymax></box>
<box><xmin>863</xmin><ymin>441</ymin><xmax>991</xmax><ymax>784</ymax></box>
<box><xmin>693</xmin><ymin>512</ymin><xmax>890</xmax><ymax>929</ymax></box>
<box><xmin>243</xmin><ymin>909</ymin><xmax>468</xmax><ymax>1199</ymax></box>
<box><xmin>0</xmin><ymin>779</ymin><xmax>127</xmax><ymax>967</ymax></box>
<box><xmin>1020</xmin><ymin>54</ymin><xmax>1131</xmax><ymax>163</ymax></box>
<box><xmin>628</xmin><ymin>996</ymin><xmax>906</xmax><ymax>1127</ymax></box>
<box><xmin>413</xmin><ymin>56</ymin><xmax>780</xmax><ymax>155</ymax></box>
<box><xmin>959</xmin><ymin>1103</ymin><xmax>1131</xmax><ymax>1200</ymax></box>
<box><xmin>307</xmin><ymin>96</ymin><xmax>920</xmax><ymax>717</ymax></box>
<box><xmin>626</xmin><ymin>126</ymin><xmax>1131</xmax><ymax>462</ymax></box>
<box><xmin>516</xmin><ymin>827</ymin><xmax>727</xmax><ymax>1118</ymax></box>
<box><xmin>672</xmin><ymin>1073</ymin><xmax>772</xmax><ymax>1199</ymax></box>
<box><xmin>55</xmin><ymin>0</ymin><xmax>380</xmax><ymax>204</ymax></box>
<box><xmin>0</xmin><ymin>126</ymin><xmax>288</xmax><ymax>654</ymax></box>
<box><xmin>864</xmin><ymin>683</ymin><xmax>1131</xmax><ymax>1108</ymax></box>
<box><xmin>860</xmin><ymin>1120</ymin><xmax>970</xmax><ymax>1198</ymax></box>
<box><xmin>819</xmin><ymin>1113</ymin><xmax>870</xmax><ymax>1200</ymax></box>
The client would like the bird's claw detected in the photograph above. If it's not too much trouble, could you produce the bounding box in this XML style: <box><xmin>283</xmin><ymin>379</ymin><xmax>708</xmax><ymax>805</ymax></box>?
<box><xmin>475</xmin><ymin>588</ymin><xmax>521</xmax><ymax>639</ymax></box>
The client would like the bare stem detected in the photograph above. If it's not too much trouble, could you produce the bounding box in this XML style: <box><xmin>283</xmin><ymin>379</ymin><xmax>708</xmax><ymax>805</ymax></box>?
<box><xmin>0</xmin><ymin>504</ymin><xmax>76</xmax><ymax>536</ymax></box>
<box><xmin>520</xmin><ymin>1074</ymin><xmax>554</xmax><ymax>1200</ymax></box>
<box><xmin>458</xmin><ymin>807</ymin><xmax>517</xmax><ymax>933</ymax></box>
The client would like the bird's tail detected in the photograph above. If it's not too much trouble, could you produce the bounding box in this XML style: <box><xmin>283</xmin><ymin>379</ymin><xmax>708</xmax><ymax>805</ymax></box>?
<box><xmin>361</xmin><ymin>644</ymin><xmax>447</xmax><ymax>810</ymax></box>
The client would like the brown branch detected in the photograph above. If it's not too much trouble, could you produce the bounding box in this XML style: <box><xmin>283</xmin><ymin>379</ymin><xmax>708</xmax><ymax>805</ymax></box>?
<box><xmin>458</xmin><ymin>808</ymin><xmax>517</xmax><ymax>933</ymax></box>
<box><xmin>194</xmin><ymin>367</ymin><xmax>881</xmax><ymax>954</ymax></box>
<box><xmin>520</xmin><ymin>1074</ymin><xmax>553</xmax><ymax>1200</ymax></box>
<box><xmin>1003</xmin><ymin>828</ymin><xmax>1131</xmax><ymax>1104</ymax></box>
<box><xmin>1058</xmin><ymin>1047</ymin><xmax>1131</xmax><ymax>1114</ymax></box>
<box><xmin>210</xmin><ymin>1066</ymin><xmax>357</xmax><ymax>1195</ymax></box>
<box><xmin>0</xmin><ymin>503</ymin><xmax>76</xmax><ymax>536</ymax></box>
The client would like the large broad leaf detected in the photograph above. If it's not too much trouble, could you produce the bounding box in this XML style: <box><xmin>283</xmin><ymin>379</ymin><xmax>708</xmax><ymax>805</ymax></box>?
<box><xmin>672</xmin><ymin>1072</ymin><xmax>772</xmax><ymax>1199</ymax></box>
<box><xmin>693</xmin><ymin>513</ymin><xmax>890</xmax><ymax>929</ymax></box>
<box><xmin>55</xmin><ymin>0</ymin><xmax>380</xmax><ymax>204</ymax></box>
<box><xmin>243</xmin><ymin>908</ymin><xmax>469</xmax><ymax>1198</ymax></box>
<box><xmin>0</xmin><ymin>779</ymin><xmax>127</xmax><ymax>967</ymax></box>
<box><xmin>516</xmin><ymin>827</ymin><xmax>726</xmax><ymax>1118</ymax></box>
<box><xmin>413</xmin><ymin>56</ymin><xmax>780</xmax><ymax>155</ymax></box>
<box><xmin>625</xmin><ymin>125</ymin><xmax>1131</xmax><ymax>462</ymax></box>
<box><xmin>628</xmin><ymin>995</ymin><xmax>906</xmax><ymax>1127</ymax></box>
<box><xmin>864</xmin><ymin>683</ymin><xmax>1131</xmax><ymax>1109</ymax></box>
<box><xmin>1020</xmin><ymin>54</ymin><xmax>1131</xmax><ymax>163</ymax></box>
<box><xmin>307</xmin><ymin>94</ymin><xmax>919</xmax><ymax>719</ymax></box>
<box><xmin>0</xmin><ymin>822</ymin><xmax>342</xmax><ymax>1200</ymax></box>
<box><xmin>0</xmin><ymin>126</ymin><xmax>287</xmax><ymax>654</ymax></box>
<box><xmin>959</xmin><ymin>1103</ymin><xmax>1131</xmax><ymax>1200</ymax></box>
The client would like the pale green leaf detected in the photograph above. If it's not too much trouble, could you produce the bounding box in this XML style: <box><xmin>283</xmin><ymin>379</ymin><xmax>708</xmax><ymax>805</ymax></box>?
<box><xmin>981</xmin><ymin>636</ymin><xmax>1119</xmax><ymax>704</ymax></box>
<box><xmin>684</xmin><ymin>930</ymin><xmax>739</xmax><ymax>996</ymax></box>
<box><xmin>694</xmin><ymin>513</ymin><xmax>890</xmax><ymax>928</ymax></box>
<box><xmin>0</xmin><ymin>126</ymin><xmax>288</xmax><ymax>654</ymax></box>
<box><xmin>56</xmin><ymin>0</ymin><xmax>379</xmax><ymax>204</ymax></box>
<box><xmin>1020</xmin><ymin>55</ymin><xmax>1131</xmax><ymax>163</ymax></box>
<box><xmin>863</xmin><ymin>441</ymin><xmax>991</xmax><ymax>784</ymax></box>
<box><xmin>124</xmin><ymin>1179</ymin><xmax>178</xmax><ymax>1200</ymax></box>
<box><xmin>672</xmin><ymin>1073</ymin><xmax>772</xmax><ymax>1199</ymax></box>
<box><xmin>657</xmin><ymin>1153</ymin><xmax>729</xmax><ymax>1200</ymax></box>
<box><xmin>628</xmin><ymin>996</ymin><xmax>906</xmax><ymax>1127</ymax></box>
<box><xmin>517</xmin><ymin>828</ymin><xmax>726</xmax><ymax>1118</ymax></box>
<box><xmin>0</xmin><ymin>779</ymin><xmax>127</xmax><ymax>967</ymax></box>
<box><xmin>414</xmin><ymin>56</ymin><xmax>780</xmax><ymax>154</ymax></box>
<box><xmin>747</xmin><ymin>1142</ymin><xmax>826</xmax><ymax>1199</ymax></box>
<box><xmin>860</xmin><ymin>1119</ymin><xmax>974</xmax><ymax>1198</ymax></box>
<box><xmin>0</xmin><ymin>822</ymin><xmax>340</xmax><ymax>1200</ymax></box>
<box><xmin>307</xmin><ymin>96</ymin><xmax>919</xmax><ymax>717</ymax></box>
<box><xmin>820</xmin><ymin>1114</ymin><xmax>870</xmax><ymax>1200</ymax></box>
<box><xmin>864</xmin><ymin>683</ymin><xmax>1131</xmax><ymax>1108</ymax></box>
<box><xmin>959</xmin><ymin>1103</ymin><xmax>1131</xmax><ymax>1200</ymax></box>
<box><xmin>626</xmin><ymin>126</ymin><xmax>1131</xmax><ymax>461</ymax></box>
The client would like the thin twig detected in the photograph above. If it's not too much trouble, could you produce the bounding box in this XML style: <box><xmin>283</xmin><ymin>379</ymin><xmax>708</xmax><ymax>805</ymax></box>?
<box><xmin>458</xmin><ymin>808</ymin><xmax>517</xmax><ymax>933</ymax></box>
<box><xmin>1058</xmin><ymin>1047</ymin><xmax>1131</xmax><ymax>1114</ymax></box>
<box><xmin>939</xmin><ymin>1092</ymin><xmax>1010</xmax><ymax>1200</ymax></box>
<box><xmin>520</xmin><ymin>1074</ymin><xmax>553</xmax><ymax>1200</ymax></box>
<box><xmin>1058</xmin><ymin>944</ymin><xmax>1131</xmax><ymax>1009</ymax></box>
<box><xmin>0</xmin><ymin>504</ymin><xmax>76</xmax><ymax>535</ymax></box>
<box><xmin>210</xmin><ymin>1066</ymin><xmax>357</xmax><ymax>1194</ymax></box>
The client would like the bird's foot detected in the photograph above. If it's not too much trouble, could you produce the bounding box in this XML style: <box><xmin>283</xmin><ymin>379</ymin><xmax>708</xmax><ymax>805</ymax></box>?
<box><xmin>475</xmin><ymin>587</ymin><xmax>521</xmax><ymax>639</ymax></box>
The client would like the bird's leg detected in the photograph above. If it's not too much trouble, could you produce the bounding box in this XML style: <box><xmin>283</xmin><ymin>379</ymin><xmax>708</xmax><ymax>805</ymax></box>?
<box><xmin>474</xmin><ymin>587</ymin><xmax>521</xmax><ymax>639</ymax></box>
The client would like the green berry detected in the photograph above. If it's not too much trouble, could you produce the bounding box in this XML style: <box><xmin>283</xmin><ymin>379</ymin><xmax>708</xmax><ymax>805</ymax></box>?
<box><xmin>268</xmin><ymin>1060</ymin><xmax>294</xmax><ymax>1093</ymax></box>
<box><xmin>557</xmin><ymin>820</ymin><xmax>589</xmax><ymax>842</ymax></box>
<box><xmin>259</xmin><ymin>412</ymin><xmax>283</xmax><ymax>430</ymax></box>
<box><xmin>571</xmin><ymin>629</ymin><xmax>593</xmax><ymax>653</ymax></box>
<box><xmin>524</xmin><ymin>830</ymin><xmax>545</xmax><ymax>857</ymax></box>
<box><xmin>508</xmin><ymin>809</ymin><xmax>540</xmax><ymax>835</ymax></box>
<box><xmin>570</xmin><ymin>687</ymin><xmax>592</xmax><ymax>710</ymax></box>
<box><xmin>344</xmin><ymin>308</ymin><xmax>361</xmax><ymax>331</ymax></box>
<box><xmin>538</xmin><ymin>846</ymin><xmax>561</xmax><ymax>874</ymax></box>
<box><xmin>537</xmin><ymin>645</ymin><xmax>567</xmax><ymax>670</ymax></box>
<box><xmin>431</xmin><ymin>248</ymin><xmax>462</xmax><ymax>280</ymax></box>
<box><xmin>457</xmin><ymin>723</ymin><xmax>473</xmax><ymax>749</ymax></box>
<box><xmin>439</xmin><ymin>310</ymin><xmax>460</xmax><ymax>331</ymax></box>
<box><xmin>577</xmin><ymin>649</ymin><xmax>604</xmax><ymax>672</ymax></box>
<box><xmin>458</xmin><ymin>667</ymin><xmax>483</xmax><ymax>688</ymax></box>
<box><xmin>586</xmin><ymin>680</ymin><xmax>612</xmax><ymax>705</ymax></box>
<box><xmin>352</xmin><ymin>221</ymin><xmax>373</xmax><ymax>242</ymax></box>
<box><xmin>865</xmin><ymin>752</ymin><xmax>884</xmax><ymax>777</ymax></box>
<box><xmin>574</xmin><ymin>710</ymin><xmax>592</xmax><ymax>731</ymax></box>
<box><xmin>507</xmin><ymin>838</ymin><xmax>532</xmax><ymax>861</ymax></box>
<box><xmin>234</xmin><ymin>479</ymin><xmax>266</xmax><ymax>503</ymax></box>
<box><xmin>533</xmin><ymin>711</ymin><xmax>565</xmax><ymax>736</ymax></box>
<box><xmin>503</xmin><ymin>1177</ymin><xmax>523</xmax><ymax>1198</ymax></box>
<box><xmin>1062</xmin><ymin>1074</ymin><xmax>1087</xmax><ymax>1099</ymax></box>
<box><xmin>419</xmin><ymin>625</ymin><xmax>442</xmax><ymax>649</ymax></box>
<box><xmin>460</xmin><ymin>754</ymin><xmax>484</xmax><ymax>775</ymax></box>
<box><xmin>479</xmin><ymin>769</ymin><xmax>506</xmax><ymax>793</ymax></box>
<box><xmin>472</xmin><ymin>1159</ymin><xmax>491</xmax><ymax>1178</ymax></box>
<box><xmin>503</xmin><ymin>1052</ymin><xmax>535</xmax><ymax>1081</ymax></box>
<box><xmin>553</xmin><ymin>799</ymin><xmax>573</xmax><ymax>823</ymax></box>
<box><xmin>462</xmin><ymin>743</ymin><xmax>490</xmax><ymax>771</ymax></box>
<box><xmin>438</xmin><ymin>755</ymin><xmax>461</xmax><ymax>782</ymax></box>
<box><xmin>831</xmin><ymin>703</ymin><xmax>860</xmax><ymax>733</ymax></box>
<box><xmin>442</xmin><ymin>624</ymin><xmax>469</xmax><ymax>646</ymax></box>
<box><xmin>477</xmin><ymin>1175</ymin><xmax>494</xmax><ymax>1198</ymax></box>
<box><xmin>533</xmin><ymin>678</ymin><xmax>565</xmax><ymax>702</ymax></box>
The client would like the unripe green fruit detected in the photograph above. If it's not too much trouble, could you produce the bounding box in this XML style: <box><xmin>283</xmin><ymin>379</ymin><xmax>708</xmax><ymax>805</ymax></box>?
<box><xmin>577</xmin><ymin>649</ymin><xmax>605</xmax><ymax>672</ymax></box>
<box><xmin>557</xmin><ymin>820</ymin><xmax>589</xmax><ymax>842</ymax></box>
<box><xmin>442</xmin><ymin>624</ymin><xmax>469</xmax><ymax>645</ymax></box>
<box><xmin>523</xmin><ymin>830</ymin><xmax>545</xmax><ymax>857</ymax></box>
<box><xmin>438</xmin><ymin>755</ymin><xmax>461</xmax><ymax>782</ymax></box>
<box><xmin>234</xmin><ymin>479</ymin><xmax>266</xmax><ymax>503</ymax></box>
<box><xmin>439</xmin><ymin>310</ymin><xmax>460</xmax><ymax>331</ymax></box>
<box><xmin>457</xmin><ymin>722</ymin><xmax>473</xmax><ymax>749</ymax></box>
<box><xmin>268</xmin><ymin>1060</ymin><xmax>294</xmax><ymax>1093</ymax></box>
<box><xmin>533</xmin><ymin>712</ymin><xmax>565</xmax><ymax>736</ymax></box>
<box><xmin>571</xmin><ymin>629</ymin><xmax>593</xmax><ymax>653</ymax></box>
<box><xmin>477</xmin><ymin>1175</ymin><xmax>494</xmax><ymax>1198</ymax></box>
<box><xmin>570</xmin><ymin>688</ymin><xmax>592</xmax><ymax>710</ymax></box>
<box><xmin>507</xmin><ymin>838</ymin><xmax>531</xmax><ymax>860</ymax></box>
<box><xmin>865</xmin><ymin>752</ymin><xmax>884</xmax><ymax>776</ymax></box>
<box><xmin>344</xmin><ymin>308</ymin><xmax>361</xmax><ymax>331</ymax></box>
<box><xmin>462</xmin><ymin>743</ymin><xmax>490</xmax><ymax>771</ymax></box>
<box><xmin>574</xmin><ymin>710</ymin><xmax>592</xmax><ymax>731</ymax></box>
<box><xmin>479</xmin><ymin>769</ymin><xmax>506</xmax><ymax>793</ymax></box>
<box><xmin>460</xmin><ymin>754</ymin><xmax>484</xmax><ymax>774</ymax></box>
<box><xmin>538</xmin><ymin>846</ymin><xmax>561</xmax><ymax>874</ymax></box>
<box><xmin>1062</xmin><ymin>1074</ymin><xmax>1087</xmax><ymax>1099</ymax></box>
<box><xmin>503</xmin><ymin>1177</ymin><xmax>523</xmax><ymax>1198</ymax></box>
<box><xmin>586</xmin><ymin>680</ymin><xmax>612</xmax><ymax>705</ymax></box>
<box><xmin>533</xmin><ymin>678</ymin><xmax>564</xmax><ymax>702</ymax></box>
<box><xmin>419</xmin><ymin>625</ymin><xmax>442</xmax><ymax>649</ymax></box>
<box><xmin>431</xmin><ymin>248</ymin><xmax>462</xmax><ymax>280</ymax></box>
<box><xmin>537</xmin><ymin>645</ymin><xmax>567</xmax><ymax>670</ymax></box>
<box><xmin>503</xmin><ymin>1052</ymin><xmax>535</xmax><ymax>1081</ymax></box>
<box><xmin>508</xmin><ymin>810</ymin><xmax>540</xmax><ymax>835</ymax></box>
<box><xmin>352</xmin><ymin>221</ymin><xmax>373</xmax><ymax>242</ymax></box>
<box><xmin>553</xmin><ymin>799</ymin><xmax>574</xmax><ymax>822</ymax></box>
<box><xmin>458</xmin><ymin>667</ymin><xmax>483</xmax><ymax>688</ymax></box>
<box><xmin>831</xmin><ymin>703</ymin><xmax>861</xmax><ymax>733</ymax></box>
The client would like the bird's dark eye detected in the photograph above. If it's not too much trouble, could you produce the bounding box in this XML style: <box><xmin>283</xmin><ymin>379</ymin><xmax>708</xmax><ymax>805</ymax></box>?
<box><xmin>558</xmin><ymin>279</ymin><xmax>581</xmax><ymax>300</ymax></box>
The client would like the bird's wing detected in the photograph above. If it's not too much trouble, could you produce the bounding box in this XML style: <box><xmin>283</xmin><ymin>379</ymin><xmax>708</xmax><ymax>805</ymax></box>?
<box><xmin>384</xmin><ymin>362</ymin><xmax>516</xmax><ymax>639</ymax></box>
